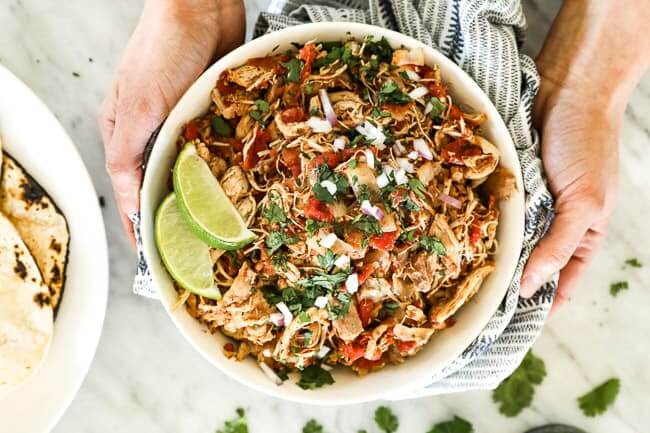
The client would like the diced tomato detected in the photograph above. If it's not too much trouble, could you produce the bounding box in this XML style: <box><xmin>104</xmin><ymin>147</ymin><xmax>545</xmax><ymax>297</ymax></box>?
<box><xmin>395</xmin><ymin>340</ymin><xmax>417</xmax><ymax>353</ymax></box>
<box><xmin>426</xmin><ymin>83</ymin><xmax>447</xmax><ymax>98</ymax></box>
<box><xmin>469</xmin><ymin>222</ymin><xmax>482</xmax><ymax>245</ymax></box>
<box><xmin>183</xmin><ymin>120</ymin><xmax>200</xmax><ymax>141</ymax></box>
<box><xmin>369</xmin><ymin>231</ymin><xmax>399</xmax><ymax>252</ymax></box>
<box><xmin>358</xmin><ymin>263</ymin><xmax>377</xmax><ymax>285</ymax></box>
<box><xmin>338</xmin><ymin>340</ymin><xmax>366</xmax><ymax>365</ymax></box>
<box><xmin>243</xmin><ymin>129</ymin><xmax>271</xmax><ymax>170</ymax></box>
<box><xmin>441</xmin><ymin>139</ymin><xmax>483</xmax><ymax>165</ymax></box>
<box><xmin>449</xmin><ymin>104</ymin><xmax>463</xmax><ymax>120</ymax></box>
<box><xmin>299</xmin><ymin>43</ymin><xmax>318</xmax><ymax>81</ymax></box>
<box><xmin>304</xmin><ymin>197</ymin><xmax>333</xmax><ymax>223</ymax></box>
<box><xmin>308</xmin><ymin>151</ymin><xmax>342</xmax><ymax>169</ymax></box>
<box><xmin>357</xmin><ymin>299</ymin><xmax>376</xmax><ymax>327</ymax></box>
<box><xmin>280</xmin><ymin>107</ymin><xmax>307</xmax><ymax>123</ymax></box>
<box><xmin>281</xmin><ymin>147</ymin><xmax>302</xmax><ymax>177</ymax></box>
<box><xmin>224</xmin><ymin>342</ymin><xmax>235</xmax><ymax>352</ymax></box>
<box><xmin>224</xmin><ymin>137</ymin><xmax>244</xmax><ymax>152</ymax></box>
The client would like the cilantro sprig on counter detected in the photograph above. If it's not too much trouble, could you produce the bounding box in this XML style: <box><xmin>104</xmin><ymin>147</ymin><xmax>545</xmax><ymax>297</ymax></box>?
<box><xmin>426</xmin><ymin>416</ymin><xmax>473</xmax><ymax>433</ymax></box>
<box><xmin>492</xmin><ymin>351</ymin><xmax>547</xmax><ymax>417</ymax></box>
<box><xmin>216</xmin><ymin>408</ymin><xmax>248</xmax><ymax>433</ymax></box>
<box><xmin>577</xmin><ymin>378</ymin><xmax>620</xmax><ymax>417</ymax></box>
<box><xmin>374</xmin><ymin>406</ymin><xmax>399</xmax><ymax>433</ymax></box>
<box><xmin>302</xmin><ymin>419</ymin><xmax>324</xmax><ymax>433</ymax></box>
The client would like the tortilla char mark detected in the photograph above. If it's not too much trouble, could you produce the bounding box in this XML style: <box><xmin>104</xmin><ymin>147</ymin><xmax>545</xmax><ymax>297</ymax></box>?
<box><xmin>49</xmin><ymin>238</ymin><xmax>62</xmax><ymax>254</ymax></box>
<box><xmin>13</xmin><ymin>246</ymin><xmax>28</xmax><ymax>280</ymax></box>
<box><xmin>33</xmin><ymin>292</ymin><xmax>51</xmax><ymax>308</ymax></box>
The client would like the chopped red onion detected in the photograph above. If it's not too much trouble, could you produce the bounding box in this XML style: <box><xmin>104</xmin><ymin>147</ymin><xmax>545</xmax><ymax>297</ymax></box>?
<box><xmin>407</xmin><ymin>150</ymin><xmax>419</xmax><ymax>160</ymax></box>
<box><xmin>393</xmin><ymin>140</ymin><xmax>406</xmax><ymax>155</ymax></box>
<box><xmin>361</xmin><ymin>200</ymin><xmax>384</xmax><ymax>220</ymax></box>
<box><xmin>405</xmin><ymin>70</ymin><xmax>422</xmax><ymax>81</ymax></box>
<box><xmin>262</xmin><ymin>348</ymin><xmax>272</xmax><ymax>357</ymax></box>
<box><xmin>275</xmin><ymin>302</ymin><xmax>293</xmax><ymax>325</ymax></box>
<box><xmin>438</xmin><ymin>192</ymin><xmax>462</xmax><ymax>209</ymax></box>
<box><xmin>332</xmin><ymin>136</ymin><xmax>346</xmax><ymax>150</ymax></box>
<box><xmin>394</xmin><ymin>168</ymin><xmax>408</xmax><ymax>185</ymax></box>
<box><xmin>320</xmin><ymin>179</ymin><xmax>337</xmax><ymax>195</ymax></box>
<box><xmin>317</xmin><ymin>346</ymin><xmax>331</xmax><ymax>359</ymax></box>
<box><xmin>307</xmin><ymin>116</ymin><xmax>333</xmax><ymax>133</ymax></box>
<box><xmin>269</xmin><ymin>312</ymin><xmax>284</xmax><ymax>327</ymax></box>
<box><xmin>356</xmin><ymin>121</ymin><xmax>386</xmax><ymax>149</ymax></box>
<box><xmin>408</xmin><ymin>86</ymin><xmax>429</xmax><ymax>100</ymax></box>
<box><xmin>320</xmin><ymin>232</ymin><xmax>338</xmax><ymax>248</ymax></box>
<box><xmin>259</xmin><ymin>362</ymin><xmax>283</xmax><ymax>386</ymax></box>
<box><xmin>382</xmin><ymin>165</ymin><xmax>394</xmax><ymax>175</ymax></box>
<box><xmin>397</xmin><ymin>157</ymin><xmax>415</xmax><ymax>173</ymax></box>
<box><xmin>314</xmin><ymin>296</ymin><xmax>329</xmax><ymax>308</ymax></box>
<box><xmin>346</xmin><ymin>273</ymin><xmax>359</xmax><ymax>294</ymax></box>
<box><xmin>413</xmin><ymin>138</ymin><xmax>433</xmax><ymax>160</ymax></box>
<box><xmin>376</xmin><ymin>173</ymin><xmax>390</xmax><ymax>189</ymax></box>
<box><xmin>334</xmin><ymin>254</ymin><xmax>350</xmax><ymax>269</ymax></box>
<box><xmin>424</xmin><ymin>100</ymin><xmax>433</xmax><ymax>115</ymax></box>
<box><xmin>364</xmin><ymin>148</ymin><xmax>375</xmax><ymax>169</ymax></box>
<box><xmin>319</xmin><ymin>89</ymin><xmax>338</xmax><ymax>126</ymax></box>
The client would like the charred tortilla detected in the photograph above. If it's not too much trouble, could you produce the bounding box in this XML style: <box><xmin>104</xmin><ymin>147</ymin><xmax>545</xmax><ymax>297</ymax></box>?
<box><xmin>0</xmin><ymin>154</ymin><xmax>69</xmax><ymax>310</ymax></box>
<box><xmin>0</xmin><ymin>212</ymin><xmax>53</xmax><ymax>397</ymax></box>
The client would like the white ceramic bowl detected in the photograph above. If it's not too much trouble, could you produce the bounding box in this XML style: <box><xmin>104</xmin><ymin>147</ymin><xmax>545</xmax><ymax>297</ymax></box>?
<box><xmin>141</xmin><ymin>22</ymin><xmax>524</xmax><ymax>404</ymax></box>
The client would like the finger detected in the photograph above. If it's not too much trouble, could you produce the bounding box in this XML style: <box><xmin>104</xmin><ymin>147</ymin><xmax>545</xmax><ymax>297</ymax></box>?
<box><xmin>520</xmin><ymin>204</ymin><xmax>592</xmax><ymax>297</ymax></box>
<box><xmin>109</xmin><ymin>167</ymin><xmax>143</xmax><ymax>249</ymax></box>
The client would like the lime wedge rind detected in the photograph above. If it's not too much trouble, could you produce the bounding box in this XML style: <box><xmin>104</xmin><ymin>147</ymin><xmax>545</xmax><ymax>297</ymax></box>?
<box><xmin>172</xmin><ymin>143</ymin><xmax>256</xmax><ymax>250</ymax></box>
<box><xmin>155</xmin><ymin>193</ymin><xmax>221</xmax><ymax>300</ymax></box>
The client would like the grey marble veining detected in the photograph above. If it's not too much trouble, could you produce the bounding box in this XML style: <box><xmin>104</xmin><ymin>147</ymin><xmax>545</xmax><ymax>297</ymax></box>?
<box><xmin>1</xmin><ymin>1</ymin><xmax>648</xmax><ymax>432</ymax></box>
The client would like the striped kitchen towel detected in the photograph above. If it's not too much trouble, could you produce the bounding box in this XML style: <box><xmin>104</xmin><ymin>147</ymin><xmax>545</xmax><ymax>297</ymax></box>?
<box><xmin>132</xmin><ymin>0</ymin><xmax>556</xmax><ymax>397</ymax></box>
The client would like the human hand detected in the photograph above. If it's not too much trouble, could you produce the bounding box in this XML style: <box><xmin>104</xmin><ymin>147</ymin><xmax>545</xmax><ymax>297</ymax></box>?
<box><xmin>520</xmin><ymin>77</ymin><xmax>620</xmax><ymax>311</ymax></box>
<box><xmin>99</xmin><ymin>0</ymin><xmax>245</xmax><ymax>246</ymax></box>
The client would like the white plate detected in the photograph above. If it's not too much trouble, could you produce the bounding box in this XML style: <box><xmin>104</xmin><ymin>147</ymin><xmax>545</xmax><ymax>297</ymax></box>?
<box><xmin>0</xmin><ymin>65</ymin><xmax>108</xmax><ymax>432</ymax></box>
<box><xmin>141</xmin><ymin>22</ymin><xmax>525</xmax><ymax>404</ymax></box>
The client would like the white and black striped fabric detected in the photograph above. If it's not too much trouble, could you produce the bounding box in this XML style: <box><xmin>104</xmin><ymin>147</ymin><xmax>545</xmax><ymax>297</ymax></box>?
<box><xmin>132</xmin><ymin>0</ymin><xmax>556</xmax><ymax>397</ymax></box>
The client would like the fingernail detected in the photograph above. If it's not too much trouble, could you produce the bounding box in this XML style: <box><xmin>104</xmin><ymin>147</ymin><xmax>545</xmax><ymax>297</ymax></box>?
<box><xmin>520</xmin><ymin>275</ymin><xmax>541</xmax><ymax>298</ymax></box>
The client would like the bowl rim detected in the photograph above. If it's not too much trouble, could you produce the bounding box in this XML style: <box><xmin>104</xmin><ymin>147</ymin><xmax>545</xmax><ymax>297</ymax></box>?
<box><xmin>140</xmin><ymin>21</ymin><xmax>525</xmax><ymax>404</ymax></box>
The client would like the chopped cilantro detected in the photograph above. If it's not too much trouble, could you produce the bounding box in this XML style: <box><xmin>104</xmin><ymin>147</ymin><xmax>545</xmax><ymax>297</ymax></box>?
<box><xmin>216</xmin><ymin>408</ymin><xmax>248</xmax><ymax>433</ymax></box>
<box><xmin>317</xmin><ymin>250</ymin><xmax>336</xmax><ymax>271</ymax></box>
<box><xmin>426</xmin><ymin>416</ymin><xmax>473</xmax><ymax>433</ymax></box>
<box><xmin>378</xmin><ymin>80</ymin><xmax>411</xmax><ymax>105</ymax></box>
<box><xmin>266</xmin><ymin>231</ymin><xmax>299</xmax><ymax>255</ymax></box>
<box><xmin>282</xmin><ymin>57</ymin><xmax>302</xmax><ymax>83</ymax></box>
<box><xmin>371</xmin><ymin>107</ymin><xmax>391</xmax><ymax>118</ymax></box>
<box><xmin>382</xmin><ymin>301</ymin><xmax>400</xmax><ymax>316</ymax></box>
<box><xmin>350</xmin><ymin>134</ymin><xmax>366</xmax><ymax>147</ymax></box>
<box><xmin>420</xmin><ymin>235</ymin><xmax>446</xmax><ymax>256</ymax></box>
<box><xmin>428</xmin><ymin>98</ymin><xmax>447</xmax><ymax>120</ymax></box>
<box><xmin>297</xmin><ymin>270</ymin><xmax>350</xmax><ymax>292</ymax></box>
<box><xmin>351</xmin><ymin>214</ymin><xmax>382</xmax><ymax>235</ymax></box>
<box><xmin>328</xmin><ymin>291</ymin><xmax>352</xmax><ymax>319</ymax></box>
<box><xmin>399</xmin><ymin>70</ymin><xmax>410</xmax><ymax>81</ymax></box>
<box><xmin>408</xmin><ymin>178</ymin><xmax>427</xmax><ymax>198</ymax></box>
<box><xmin>297</xmin><ymin>311</ymin><xmax>311</xmax><ymax>324</ymax></box>
<box><xmin>348</xmin><ymin>158</ymin><xmax>358</xmax><ymax>169</ymax></box>
<box><xmin>312</xmin><ymin>164</ymin><xmax>350</xmax><ymax>203</ymax></box>
<box><xmin>306</xmin><ymin>219</ymin><xmax>329</xmax><ymax>236</ymax></box>
<box><xmin>398</xmin><ymin>229</ymin><xmax>416</xmax><ymax>243</ymax></box>
<box><xmin>211</xmin><ymin>115</ymin><xmax>234</xmax><ymax>137</ymax></box>
<box><xmin>624</xmin><ymin>258</ymin><xmax>642</xmax><ymax>268</ymax></box>
<box><xmin>492</xmin><ymin>351</ymin><xmax>546</xmax><ymax>417</ymax></box>
<box><xmin>298</xmin><ymin>364</ymin><xmax>335</xmax><ymax>390</ymax></box>
<box><xmin>609</xmin><ymin>281</ymin><xmax>629</xmax><ymax>297</ymax></box>
<box><xmin>302</xmin><ymin>419</ymin><xmax>324</xmax><ymax>433</ymax></box>
<box><xmin>262</xmin><ymin>201</ymin><xmax>287</xmax><ymax>226</ymax></box>
<box><xmin>309</xmin><ymin>106</ymin><xmax>320</xmax><ymax>116</ymax></box>
<box><xmin>364</xmin><ymin>36</ymin><xmax>393</xmax><ymax>62</ymax></box>
<box><xmin>272</xmin><ymin>251</ymin><xmax>288</xmax><ymax>271</ymax></box>
<box><xmin>374</xmin><ymin>406</ymin><xmax>398</xmax><ymax>433</ymax></box>
<box><xmin>250</xmin><ymin>99</ymin><xmax>270</xmax><ymax>123</ymax></box>
<box><xmin>304</xmin><ymin>82</ymin><xmax>314</xmax><ymax>95</ymax></box>
<box><xmin>577</xmin><ymin>378</ymin><xmax>620</xmax><ymax>417</ymax></box>
<box><xmin>356</xmin><ymin>184</ymin><xmax>371</xmax><ymax>202</ymax></box>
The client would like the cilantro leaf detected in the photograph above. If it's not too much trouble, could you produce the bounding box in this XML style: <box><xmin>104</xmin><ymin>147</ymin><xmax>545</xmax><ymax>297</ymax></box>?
<box><xmin>374</xmin><ymin>406</ymin><xmax>398</xmax><ymax>433</ymax></box>
<box><xmin>306</xmin><ymin>219</ymin><xmax>329</xmax><ymax>236</ymax></box>
<box><xmin>378</xmin><ymin>80</ymin><xmax>411</xmax><ymax>105</ymax></box>
<box><xmin>577</xmin><ymin>378</ymin><xmax>620</xmax><ymax>417</ymax></box>
<box><xmin>426</xmin><ymin>416</ymin><xmax>473</xmax><ymax>433</ymax></box>
<box><xmin>328</xmin><ymin>290</ymin><xmax>352</xmax><ymax>319</ymax></box>
<box><xmin>272</xmin><ymin>251</ymin><xmax>288</xmax><ymax>271</ymax></box>
<box><xmin>302</xmin><ymin>419</ymin><xmax>324</xmax><ymax>433</ymax></box>
<box><xmin>266</xmin><ymin>231</ymin><xmax>298</xmax><ymax>255</ymax></box>
<box><xmin>351</xmin><ymin>214</ymin><xmax>382</xmax><ymax>235</ymax></box>
<box><xmin>317</xmin><ymin>250</ymin><xmax>336</xmax><ymax>271</ymax></box>
<box><xmin>216</xmin><ymin>408</ymin><xmax>248</xmax><ymax>433</ymax></box>
<box><xmin>282</xmin><ymin>57</ymin><xmax>302</xmax><ymax>83</ymax></box>
<box><xmin>312</xmin><ymin>164</ymin><xmax>350</xmax><ymax>203</ymax></box>
<box><xmin>428</xmin><ymin>98</ymin><xmax>447</xmax><ymax>120</ymax></box>
<box><xmin>624</xmin><ymin>258</ymin><xmax>642</xmax><ymax>268</ymax></box>
<box><xmin>262</xmin><ymin>201</ymin><xmax>287</xmax><ymax>226</ymax></box>
<box><xmin>609</xmin><ymin>281</ymin><xmax>629</xmax><ymax>297</ymax></box>
<box><xmin>420</xmin><ymin>235</ymin><xmax>446</xmax><ymax>256</ymax></box>
<box><xmin>211</xmin><ymin>115</ymin><xmax>234</xmax><ymax>137</ymax></box>
<box><xmin>492</xmin><ymin>351</ymin><xmax>546</xmax><ymax>417</ymax></box>
<box><xmin>364</xmin><ymin>36</ymin><xmax>393</xmax><ymax>62</ymax></box>
<box><xmin>298</xmin><ymin>365</ymin><xmax>335</xmax><ymax>390</ymax></box>
<box><xmin>297</xmin><ymin>270</ymin><xmax>350</xmax><ymax>292</ymax></box>
<box><xmin>408</xmin><ymin>178</ymin><xmax>426</xmax><ymax>199</ymax></box>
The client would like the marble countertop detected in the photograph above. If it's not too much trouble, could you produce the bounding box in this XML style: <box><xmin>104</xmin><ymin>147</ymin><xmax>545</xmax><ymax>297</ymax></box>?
<box><xmin>1</xmin><ymin>1</ymin><xmax>648</xmax><ymax>432</ymax></box>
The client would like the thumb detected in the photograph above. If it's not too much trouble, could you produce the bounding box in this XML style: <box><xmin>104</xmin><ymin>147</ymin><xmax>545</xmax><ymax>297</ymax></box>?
<box><xmin>520</xmin><ymin>200</ymin><xmax>592</xmax><ymax>298</ymax></box>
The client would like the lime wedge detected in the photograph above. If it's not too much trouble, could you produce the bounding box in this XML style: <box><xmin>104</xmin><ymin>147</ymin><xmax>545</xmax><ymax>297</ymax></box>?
<box><xmin>155</xmin><ymin>193</ymin><xmax>221</xmax><ymax>300</ymax></box>
<box><xmin>173</xmin><ymin>143</ymin><xmax>256</xmax><ymax>249</ymax></box>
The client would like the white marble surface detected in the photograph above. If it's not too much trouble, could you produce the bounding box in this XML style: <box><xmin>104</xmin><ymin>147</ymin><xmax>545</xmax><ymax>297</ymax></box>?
<box><xmin>1</xmin><ymin>1</ymin><xmax>649</xmax><ymax>432</ymax></box>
